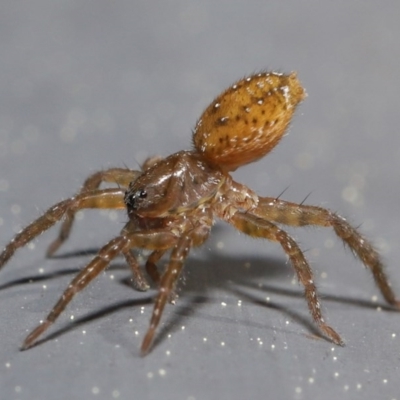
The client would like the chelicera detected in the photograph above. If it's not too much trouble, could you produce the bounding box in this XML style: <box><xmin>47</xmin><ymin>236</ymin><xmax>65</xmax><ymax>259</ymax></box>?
<box><xmin>1</xmin><ymin>72</ymin><xmax>398</xmax><ymax>355</ymax></box>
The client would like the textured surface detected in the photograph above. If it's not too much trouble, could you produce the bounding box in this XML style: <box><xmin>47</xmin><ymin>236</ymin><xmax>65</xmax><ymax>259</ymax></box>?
<box><xmin>1</xmin><ymin>2</ymin><xmax>400</xmax><ymax>400</ymax></box>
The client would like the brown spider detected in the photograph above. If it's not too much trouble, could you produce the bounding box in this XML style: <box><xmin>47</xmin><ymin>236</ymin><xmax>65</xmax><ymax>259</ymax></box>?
<box><xmin>1</xmin><ymin>71</ymin><xmax>399</xmax><ymax>355</ymax></box>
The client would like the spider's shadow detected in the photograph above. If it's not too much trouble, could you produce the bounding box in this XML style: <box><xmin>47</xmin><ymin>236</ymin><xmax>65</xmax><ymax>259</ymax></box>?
<box><xmin>0</xmin><ymin>242</ymin><xmax>394</xmax><ymax>352</ymax></box>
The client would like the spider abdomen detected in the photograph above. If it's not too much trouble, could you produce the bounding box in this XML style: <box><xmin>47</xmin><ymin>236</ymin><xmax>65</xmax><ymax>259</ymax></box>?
<box><xmin>192</xmin><ymin>72</ymin><xmax>305</xmax><ymax>172</ymax></box>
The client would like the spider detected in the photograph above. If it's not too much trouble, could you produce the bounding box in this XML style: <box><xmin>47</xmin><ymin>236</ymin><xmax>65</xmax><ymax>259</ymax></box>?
<box><xmin>0</xmin><ymin>71</ymin><xmax>398</xmax><ymax>355</ymax></box>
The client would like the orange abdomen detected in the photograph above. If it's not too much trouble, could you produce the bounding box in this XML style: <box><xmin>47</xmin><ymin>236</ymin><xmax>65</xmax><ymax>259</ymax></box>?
<box><xmin>193</xmin><ymin>72</ymin><xmax>306</xmax><ymax>171</ymax></box>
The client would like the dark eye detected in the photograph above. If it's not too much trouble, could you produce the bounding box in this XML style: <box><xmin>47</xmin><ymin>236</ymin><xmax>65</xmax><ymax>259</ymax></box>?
<box><xmin>124</xmin><ymin>188</ymin><xmax>147</xmax><ymax>210</ymax></box>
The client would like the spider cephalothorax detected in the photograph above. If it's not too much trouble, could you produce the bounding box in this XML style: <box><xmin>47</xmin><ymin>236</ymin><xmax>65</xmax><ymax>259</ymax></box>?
<box><xmin>1</xmin><ymin>71</ymin><xmax>398</xmax><ymax>355</ymax></box>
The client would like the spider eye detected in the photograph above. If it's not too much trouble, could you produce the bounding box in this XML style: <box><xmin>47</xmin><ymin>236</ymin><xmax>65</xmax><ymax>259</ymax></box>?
<box><xmin>124</xmin><ymin>188</ymin><xmax>148</xmax><ymax>210</ymax></box>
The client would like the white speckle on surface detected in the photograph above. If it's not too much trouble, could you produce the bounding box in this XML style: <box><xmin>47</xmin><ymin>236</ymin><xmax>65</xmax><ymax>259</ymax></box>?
<box><xmin>109</xmin><ymin>274</ymin><xmax>115</xmax><ymax>280</ymax></box>
<box><xmin>82</xmin><ymin>330</ymin><xmax>86</xmax><ymax>335</ymax></box>
<box><xmin>15</xmin><ymin>386</ymin><xmax>21</xmax><ymax>393</ymax></box>
<box><xmin>166</xmin><ymin>350</ymin><xmax>171</xmax><ymax>356</ymax></box>
<box><xmin>5</xmin><ymin>362</ymin><xmax>11</xmax><ymax>368</ymax></box>
<box><xmin>221</xmin><ymin>302</ymin><xmax>227</xmax><ymax>307</ymax></box>
<box><xmin>343</xmin><ymin>385</ymin><xmax>349</xmax><ymax>391</ymax></box>
<box><xmin>295</xmin><ymin>387</ymin><xmax>302</xmax><ymax>394</ymax></box>
<box><xmin>321</xmin><ymin>272</ymin><xmax>328</xmax><ymax>279</ymax></box>
<box><xmin>70</xmin><ymin>315</ymin><xmax>74</xmax><ymax>320</ymax></box>
<box><xmin>371</xmin><ymin>295</ymin><xmax>378</xmax><ymax>303</ymax></box>
<box><xmin>38</xmin><ymin>268</ymin><xmax>44</xmax><ymax>274</ymax></box>
<box><xmin>147</xmin><ymin>372</ymin><xmax>154</xmax><ymax>379</ymax></box>
<box><xmin>383</xmin><ymin>379</ymin><xmax>388</xmax><ymax>384</ymax></box>
<box><xmin>285</xmin><ymin>320</ymin><xmax>290</xmax><ymax>325</ymax></box>
<box><xmin>203</xmin><ymin>337</ymin><xmax>207</xmax><ymax>342</ymax></box>
<box><xmin>221</xmin><ymin>342</ymin><xmax>225</xmax><ymax>346</ymax></box>
<box><xmin>91</xmin><ymin>385</ymin><xmax>100</xmax><ymax>394</ymax></box>
<box><xmin>42</xmin><ymin>285</ymin><xmax>47</xmax><ymax>290</ymax></box>
<box><xmin>159</xmin><ymin>369</ymin><xmax>166</xmax><ymax>376</ymax></box>
<box><xmin>308</xmin><ymin>377</ymin><xmax>314</xmax><ymax>384</ymax></box>
<box><xmin>356</xmin><ymin>383</ymin><xmax>362</xmax><ymax>390</ymax></box>
<box><xmin>134</xmin><ymin>331</ymin><xmax>139</xmax><ymax>336</ymax></box>
<box><xmin>216</xmin><ymin>241</ymin><xmax>224</xmax><ymax>249</ymax></box>
<box><xmin>392</xmin><ymin>333</ymin><xmax>396</xmax><ymax>338</ymax></box>
<box><xmin>334</xmin><ymin>372</ymin><xmax>339</xmax><ymax>378</ymax></box>
<box><xmin>112</xmin><ymin>390</ymin><xmax>120</xmax><ymax>398</ymax></box>
<box><xmin>181</xmin><ymin>326</ymin><xmax>185</xmax><ymax>330</ymax></box>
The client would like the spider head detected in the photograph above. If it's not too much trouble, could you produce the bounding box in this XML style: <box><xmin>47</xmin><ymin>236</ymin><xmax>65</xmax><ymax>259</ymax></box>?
<box><xmin>124</xmin><ymin>154</ymin><xmax>181</xmax><ymax>218</ymax></box>
<box><xmin>124</xmin><ymin>180</ymin><xmax>167</xmax><ymax>218</ymax></box>
<box><xmin>124</xmin><ymin>151</ymin><xmax>225</xmax><ymax>219</ymax></box>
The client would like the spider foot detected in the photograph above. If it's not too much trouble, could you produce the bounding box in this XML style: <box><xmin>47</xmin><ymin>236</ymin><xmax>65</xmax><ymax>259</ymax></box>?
<box><xmin>140</xmin><ymin>328</ymin><xmax>155</xmax><ymax>356</ymax></box>
<box><xmin>20</xmin><ymin>320</ymin><xmax>52</xmax><ymax>351</ymax></box>
<box><xmin>130</xmin><ymin>277</ymin><xmax>150</xmax><ymax>292</ymax></box>
<box><xmin>320</xmin><ymin>323</ymin><xmax>344</xmax><ymax>346</ymax></box>
<box><xmin>46</xmin><ymin>239</ymin><xmax>62</xmax><ymax>258</ymax></box>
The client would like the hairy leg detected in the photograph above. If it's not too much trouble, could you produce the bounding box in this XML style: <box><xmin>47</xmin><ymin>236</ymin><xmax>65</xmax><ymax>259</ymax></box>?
<box><xmin>0</xmin><ymin>188</ymin><xmax>125</xmax><ymax>270</ymax></box>
<box><xmin>47</xmin><ymin>168</ymin><xmax>140</xmax><ymax>256</ymax></box>
<box><xmin>251</xmin><ymin>197</ymin><xmax>400</xmax><ymax>307</ymax></box>
<box><xmin>145</xmin><ymin>250</ymin><xmax>166</xmax><ymax>285</ymax></box>
<box><xmin>122</xmin><ymin>249</ymin><xmax>150</xmax><ymax>291</ymax></box>
<box><xmin>140</xmin><ymin>236</ymin><xmax>192</xmax><ymax>355</ymax></box>
<box><xmin>140</xmin><ymin>221</ymin><xmax>212</xmax><ymax>354</ymax></box>
<box><xmin>21</xmin><ymin>228</ymin><xmax>180</xmax><ymax>350</ymax></box>
<box><xmin>230</xmin><ymin>211</ymin><xmax>343</xmax><ymax>345</ymax></box>
<box><xmin>21</xmin><ymin>235</ymin><xmax>130</xmax><ymax>350</ymax></box>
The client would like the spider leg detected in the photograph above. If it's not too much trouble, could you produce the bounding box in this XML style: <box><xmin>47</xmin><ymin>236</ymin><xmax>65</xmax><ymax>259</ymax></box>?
<box><xmin>140</xmin><ymin>223</ymin><xmax>211</xmax><ymax>355</ymax></box>
<box><xmin>252</xmin><ymin>197</ymin><xmax>400</xmax><ymax>307</ymax></box>
<box><xmin>230</xmin><ymin>211</ymin><xmax>343</xmax><ymax>345</ymax></box>
<box><xmin>0</xmin><ymin>188</ymin><xmax>125</xmax><ymax>270</ymax></box>
<box><xmin>145</xmin><ymin>249</ymin><xmax>182</xmax><ymax>304</ymax></box>
<box><xmin>21</xmin><ymin>228</ymin><xmax>180</xmax><ymax>350</ymax></box>
<box><xmin>21</xmin><ymin>235</ymin><xmax>130</xmax><ymax>350</ymax></box>
<box><xmin>47</xmin><ymin>168</ymin><xmax>139</xmax><ymax>256</ymax></box>
<box><xmin>145</xmin><ymin>250</ymin><xmax>166</xmax><ymax>285</ymax></box>
<box><xmin>140</xmin><ymin>236</ymin><xmax>192</xmax><ymax>355</ymax></box>
<box><xmin>122</xmin><ymin>249</ymin><xmax>150</xmax><ymax>291</ymax></box>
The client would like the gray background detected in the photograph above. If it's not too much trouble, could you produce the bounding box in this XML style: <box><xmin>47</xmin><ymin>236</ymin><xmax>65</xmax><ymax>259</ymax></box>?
<box><xmin>1</xmin><ymin>2</ymin><xmax>400</xmax><ymax>400</ymax></box>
